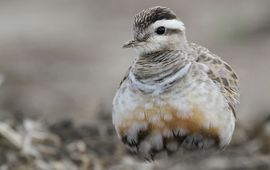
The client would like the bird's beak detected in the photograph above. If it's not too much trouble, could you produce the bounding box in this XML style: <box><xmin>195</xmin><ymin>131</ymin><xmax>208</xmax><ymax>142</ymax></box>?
<box><xmin>122</xmin><ymin>40</ymin><xmax>139</xmax><ymax>48</ymax></box>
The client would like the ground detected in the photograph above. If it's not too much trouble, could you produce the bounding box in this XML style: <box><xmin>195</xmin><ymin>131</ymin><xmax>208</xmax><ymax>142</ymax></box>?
<box><xmin>0</xmin><ymin>111</ymin><xmax>269</xmax><ymax>170</ymax></box>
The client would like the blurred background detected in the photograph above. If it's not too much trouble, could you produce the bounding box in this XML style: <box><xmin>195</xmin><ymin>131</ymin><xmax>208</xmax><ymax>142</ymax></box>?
<box><xmin>0</xmin><ymin>0</ymin><xmax>270</xmax><ymax>169</ymax></box>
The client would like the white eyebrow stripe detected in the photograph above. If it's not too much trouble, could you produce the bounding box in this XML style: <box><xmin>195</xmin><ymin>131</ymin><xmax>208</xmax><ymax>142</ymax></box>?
<box><xmin>152</xmin><ymin>19</ymin><xmax>185</xmax><ymax>31</ymax></box>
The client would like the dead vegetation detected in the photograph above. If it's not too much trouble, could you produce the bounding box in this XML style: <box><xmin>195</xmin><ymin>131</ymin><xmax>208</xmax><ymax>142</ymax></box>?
<box><xmin>0</xmin><ymin>110</ymin><xmax>269</xmax><ymax>170</ymax></box>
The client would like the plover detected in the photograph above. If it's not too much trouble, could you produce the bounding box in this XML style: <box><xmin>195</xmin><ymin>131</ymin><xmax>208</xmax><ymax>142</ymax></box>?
<box><xmin>112</xmin><ymin>6</ymin><xmax>240</xmax><ymax>160</ymax></box>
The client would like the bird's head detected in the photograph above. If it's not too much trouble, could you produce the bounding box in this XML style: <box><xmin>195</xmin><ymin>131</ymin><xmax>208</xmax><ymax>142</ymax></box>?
<box><xmin>123</xmin><ymin>6</ymin><xmax>188</xmax><ymax>55</ymax></box>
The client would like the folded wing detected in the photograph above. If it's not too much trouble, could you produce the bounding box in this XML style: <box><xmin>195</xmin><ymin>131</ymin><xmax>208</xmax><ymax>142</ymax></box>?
<box><xmin>190</xmin><ymin>43</ymin><xmax>240</xmax><ymax>117</ymax></box>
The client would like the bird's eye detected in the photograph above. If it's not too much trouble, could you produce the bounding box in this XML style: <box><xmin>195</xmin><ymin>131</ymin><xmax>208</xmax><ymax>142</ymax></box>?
<box><xmin>155</xmin><ymin>26</ymin><xmax>166</xmax><ymax>35</ymax></box>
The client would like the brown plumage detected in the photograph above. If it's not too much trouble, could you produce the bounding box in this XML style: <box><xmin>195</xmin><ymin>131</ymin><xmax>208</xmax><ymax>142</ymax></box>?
<box><xmin>113</xmin><ymin>6</ymin><xmax>240</xmax><ymax>160</ymax></box>
<box><xmin>191</xmin><ymin>43</ymin><xmax>240</xmax><ymax>117</ymax></box>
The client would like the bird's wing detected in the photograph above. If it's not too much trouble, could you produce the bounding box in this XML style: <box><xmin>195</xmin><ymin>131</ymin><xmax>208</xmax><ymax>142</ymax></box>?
<box><xmin>190</xmin><ymin>43</ymin><xmax>240</xmax><ymax>117</ymax></box>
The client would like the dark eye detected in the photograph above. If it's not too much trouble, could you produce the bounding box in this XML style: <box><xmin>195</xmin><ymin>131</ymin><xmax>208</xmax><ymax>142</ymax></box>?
<box><xmin>155</xmin><ymin>26</ymin><xmax>166</xmax><ymax>35</ymax></box>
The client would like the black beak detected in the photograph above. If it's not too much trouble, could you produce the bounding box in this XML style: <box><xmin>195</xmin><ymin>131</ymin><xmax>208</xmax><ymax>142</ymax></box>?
<box><xmin>122</xmin><ymin>40</ymin><xmax>139</xmax><ymax>48</ymax></box>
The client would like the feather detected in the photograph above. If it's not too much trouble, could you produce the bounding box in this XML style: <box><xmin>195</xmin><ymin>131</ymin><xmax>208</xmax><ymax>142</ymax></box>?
<box><xmin>190</xmin><ymin>43</ymin><xmax>240</xmax><ymax>117</ymax></box>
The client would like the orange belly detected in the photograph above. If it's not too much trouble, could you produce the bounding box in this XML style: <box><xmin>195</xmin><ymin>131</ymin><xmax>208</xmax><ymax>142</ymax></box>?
<box><xmin>117</xmin><ymin>104</ymin><xmax>219</xmax><ymax>140</ymax></box>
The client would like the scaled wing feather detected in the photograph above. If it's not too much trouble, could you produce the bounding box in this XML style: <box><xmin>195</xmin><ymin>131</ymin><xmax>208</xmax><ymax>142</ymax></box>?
<box><xmin>190</xmin><ymin>43</ymin><xmax>240</xmax><ymax>117</ymax></box>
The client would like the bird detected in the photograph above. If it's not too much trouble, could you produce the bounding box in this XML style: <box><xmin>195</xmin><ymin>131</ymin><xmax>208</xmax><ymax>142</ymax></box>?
<box><xmin>112</xmin><ymin>6</ymin><xmax>240</xmax><ymax>160</ymax></box>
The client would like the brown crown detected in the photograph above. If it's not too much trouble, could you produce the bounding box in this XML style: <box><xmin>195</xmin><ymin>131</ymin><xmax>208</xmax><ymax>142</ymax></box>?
<box><xmin>134</xmin><ymin>6</ymin><xmax>177</xmax><ymax>31</ymax></box>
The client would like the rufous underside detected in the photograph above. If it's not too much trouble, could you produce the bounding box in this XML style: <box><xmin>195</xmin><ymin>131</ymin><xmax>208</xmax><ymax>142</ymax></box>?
<box><xmin>117</xmin><ymin>104</ymin><xmax>219</xmax><ymax>142</ymax></box>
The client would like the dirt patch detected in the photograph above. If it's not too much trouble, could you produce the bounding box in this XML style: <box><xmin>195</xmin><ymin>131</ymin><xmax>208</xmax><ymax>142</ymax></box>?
<box><xmin>0</xmin><ymin>111</ymin><xmax>270</xmax><ymax>170</ymax></box>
